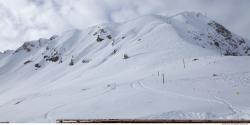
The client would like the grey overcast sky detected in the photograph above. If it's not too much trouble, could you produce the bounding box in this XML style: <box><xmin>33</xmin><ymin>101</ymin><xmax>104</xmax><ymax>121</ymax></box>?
<box><xmin>0</xmin><ymin>0</ymin><xmax>249</xmax><ymax>51</ymax></box>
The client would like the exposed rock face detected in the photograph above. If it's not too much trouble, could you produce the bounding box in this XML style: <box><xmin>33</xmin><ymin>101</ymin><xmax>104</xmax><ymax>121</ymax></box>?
<box><xmin>170</xmin><ymin>12</ymin><xmax>250</xmax><ymax>56</ymax></box>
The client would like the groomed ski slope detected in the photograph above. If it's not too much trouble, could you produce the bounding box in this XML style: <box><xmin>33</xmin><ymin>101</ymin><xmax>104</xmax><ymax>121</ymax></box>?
<box><xmin>0</xmin><ymin>12</ymin><xmax>250</xmax><ymax>122</ymax></box>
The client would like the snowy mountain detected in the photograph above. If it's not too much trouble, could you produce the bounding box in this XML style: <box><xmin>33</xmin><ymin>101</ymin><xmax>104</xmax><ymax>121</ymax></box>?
<box><xmin>0</xmin><ymin>12</ymin><xmax>250</xmax><ymax>122</ymax></box>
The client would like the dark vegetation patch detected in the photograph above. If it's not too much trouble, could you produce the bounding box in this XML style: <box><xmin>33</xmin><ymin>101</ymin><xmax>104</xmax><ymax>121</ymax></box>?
<box><xmin>49</xmin><ymin>35</ymin><xmax>59</xmax><ymax>40</ymax></box>
<box><xmin>35</xmin><ymin>63</ymin><xmax>41</xmax><ymax>68</ymax></box>
<box><xmin>112</xmin><ymin>49</ymin><xmax>118</xmax><ymax>55</ymax></box>
<box><xmin>239</xmin><ymin>38</ymin><xmax>246</xmax><ymax>45</ymax></box>
<box><xmin>214</xmin><ymin>42</ymin><xmax>220</xmax><ymax>48</ymax></box>
<box><xmin>123</xmin><ymin>54</ymin><xmax>129</xmax><ymax>59</ymax></box>
<box><xmin>213</xmin><ymin>74</ymin><xmax>218</xmax><ymax>77</ymax></box>
<box><xmin>192</xmin><ymin>58</ymin><xmax>199</xmax><ymax>61</ymax></box>
<box><xmin>24</xmin><ymin>60</ymin><xmax>32</xmax><ymax>65</ymax></box>
<box><xmin>94</xmin><ymin>28</ymin><xmax>113</xmax><ymax>43</ymax></box>
<box><xmin>15</xmin><ymin>100</ymin><xmax>24</xmax><ymax>105</ymax></box>
<box><xmin>244</xmin><ymin>47</ymin><xmax>250</xmax><ymax>54</ymax></box>
<box><xmin>97</xmin><ymin>35</ymin><xmax>104</xmax><ymax>42</ymax></box>
<box><xmin>69</xmin><ymin>56</ymin><xmax>74</xmax><ymax>66</ymax></box>
<box><xmin>44</xmin><ymin>49</ymin><xmax>61</xmax><ymax>63</ymax></box>
<box><xmin>82</xmin><ymin>59</ymin><xmax>91</xmax><ymax>63</ymax></box>
<box><xmin>107</xmin><ymin>35</ymin><xmax>112</xmax><ymax>39</ymax></box>
<box><xmin>46</xmin><ymin>56</ymin><xmax>59</xmax><ymax>62</ymax></box>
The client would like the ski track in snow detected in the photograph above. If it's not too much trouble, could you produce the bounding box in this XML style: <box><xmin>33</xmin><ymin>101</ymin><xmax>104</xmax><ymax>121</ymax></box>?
<box><xmin>214</xmin><ymin>96</ymin><xmax>250</xmax><ymax>117</ymax></box>
<box><xmin>42</xmin><ymin>83</ymin><xmax>118</xmax><ymax>119</ymax></box>
<box><xmin>41</xmin><ymin>87</ymin><xmax>114</xmax><ymax>122</ymax></box>
<box><xmin>130</xmin><ymin>81</ymin><xmax>145</xmax><ymax>90</ymax></box>
<box><xmin>137</xmin><ymin>80</ymin><xmax>219</xmax><ymax>104</ymax></box>
<box><xmin>44</xmin><ymin>104</ymin><xmax>66</xmax><ymax>122</ymax></box>
<box><xmin>136</xmin><ymin>73</ymin><xmax>250</xmax><ymax>119</ymax></box>
<box><xmin>126</xmin><ymin>70</ymin><xmax>250</xmax><ymax>119</ymax></box>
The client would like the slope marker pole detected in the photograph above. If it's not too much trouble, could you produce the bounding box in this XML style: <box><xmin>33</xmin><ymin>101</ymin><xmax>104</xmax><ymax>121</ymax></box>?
<box><xmin>162</xmin><ymin>73</ymin><xmax>165</xmax><ymax>85</ymax></box>
<box><xmin>182</xmin><ymin>58</ymin><xmax>186</xmax><ymax>69</ymax></box>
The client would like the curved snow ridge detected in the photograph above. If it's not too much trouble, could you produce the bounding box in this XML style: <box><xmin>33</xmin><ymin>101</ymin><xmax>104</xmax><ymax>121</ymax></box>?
<box><xmin>142</xmin><ymin>110</ymin><xmax>250</xmax><ymax>120</ymax></box>
<box><xmin>143</xmin><ymin>111</ymin><xmax>218</xmax><ymax>120</ymax></box>
<box><xmin>44</xmin><ymin>104</ymin><xmax>66</xmax><ymax>122</ymax></box>
<box><xmin>214</xmin><ymin>96</ymin><xmax>250</xmax><ymax>117</ymax></box>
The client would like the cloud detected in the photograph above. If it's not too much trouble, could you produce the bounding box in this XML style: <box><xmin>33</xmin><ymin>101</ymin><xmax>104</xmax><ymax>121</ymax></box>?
<box><xmin>0</xmin><ymin>0</ymin><xmax>249</xmax><ymax>51</ymax></box>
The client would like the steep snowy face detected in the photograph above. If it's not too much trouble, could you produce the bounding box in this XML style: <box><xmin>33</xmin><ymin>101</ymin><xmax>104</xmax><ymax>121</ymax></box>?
<box><xmin>0</xmin><ymin>38</ymin><xmax>51</xmax><ymax>74</ymax></box>
<box><xmin>169</xmin><ymin>12</ymin><xmax>250</xmax><ymax>56</ymax></box>
<box><xmin>0</xmin><ymin>12</ymin><xmax>249</xmax><ymax>75</ymax></box>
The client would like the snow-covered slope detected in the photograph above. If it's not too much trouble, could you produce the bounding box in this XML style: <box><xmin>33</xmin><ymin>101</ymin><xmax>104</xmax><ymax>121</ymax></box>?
<box><xmin>0</xmin><ymin>12</ymin><xmax>250</xmax><ymax>122</ymax></box>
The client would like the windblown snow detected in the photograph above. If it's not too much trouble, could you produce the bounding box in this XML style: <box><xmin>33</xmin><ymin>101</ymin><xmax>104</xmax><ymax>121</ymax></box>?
<box><xmin>0</xmin><ymin>12</ymin><xmax>250</xmax><ymax>122</ymax></box>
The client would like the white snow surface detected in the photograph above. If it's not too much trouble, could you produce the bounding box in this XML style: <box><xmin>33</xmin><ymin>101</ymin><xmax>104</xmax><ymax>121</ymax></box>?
<box><xmin>0</xmin><ymin>12</ymin><xmax>250</xmax><ymax>122</ymax></box>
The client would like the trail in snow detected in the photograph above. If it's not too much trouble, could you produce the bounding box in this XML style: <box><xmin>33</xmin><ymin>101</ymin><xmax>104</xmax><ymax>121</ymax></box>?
<box><xmin>137</xmin><ymin>74</ymin><xmax>250</xmax><ymax>119</ymax></box>
<box><xmin>138</xmin><ymin>80</ymin><xmax>220</xmax><ymax>104</ymax></box>
<box><xmin>214</xmin><ymin>96</ymin><xmax>250</xmax><ymax>117</ymax></box>
<box><xmin>44</xmin><ymin>105</ymin><xmax>66</xmax><ymax>122</ymax></box>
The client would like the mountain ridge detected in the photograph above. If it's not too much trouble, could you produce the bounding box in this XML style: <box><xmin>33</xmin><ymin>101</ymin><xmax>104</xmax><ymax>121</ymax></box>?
<box><xmin>1</xmin><ymin>11</ymin><xmax>249</xmax><ymax>54</ymax></box>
